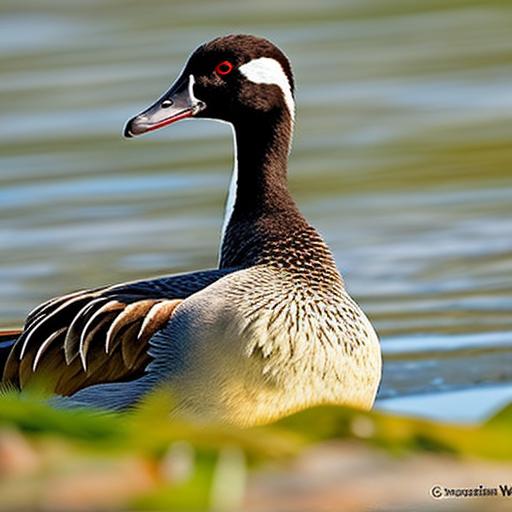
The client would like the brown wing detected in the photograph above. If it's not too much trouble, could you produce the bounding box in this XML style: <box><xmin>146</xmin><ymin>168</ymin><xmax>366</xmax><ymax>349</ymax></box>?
<box><xmin>0</xmin><ymin>329</ymin><xmax>22</xmax><ymax>383</ymax></box>
<box><xmin>2</xmin><ymin>269</ymin><xmax>234</xmax><ymax>396</ymax></box>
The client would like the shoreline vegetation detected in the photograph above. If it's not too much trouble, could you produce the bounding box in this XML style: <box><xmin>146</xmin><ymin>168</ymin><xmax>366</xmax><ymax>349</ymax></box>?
<box><xmin>1</xmin><ymin>391</ymin><xmax>511</xmax><ymax>511</ymax></box>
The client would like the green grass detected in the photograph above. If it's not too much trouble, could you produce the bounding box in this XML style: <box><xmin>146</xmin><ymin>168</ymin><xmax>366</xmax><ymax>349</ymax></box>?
<box><xmin>1</xmin><ymin>390</ymin><xmax>511</xmax><ymax>510</ymax></box>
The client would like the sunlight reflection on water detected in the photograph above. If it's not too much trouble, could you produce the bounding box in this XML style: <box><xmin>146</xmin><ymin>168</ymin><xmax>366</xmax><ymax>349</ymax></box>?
<box><xmin>0</xmin><ymin>0</ymin><xmax>511</xmax><ymax>419</ymax></box>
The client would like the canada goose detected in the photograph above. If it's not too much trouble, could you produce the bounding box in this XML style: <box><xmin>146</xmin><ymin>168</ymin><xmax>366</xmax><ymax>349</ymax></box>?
<box><xmin>0</xmin><ymin>35</ymin><xmax>381</xmax><ymax>426</ymax></box>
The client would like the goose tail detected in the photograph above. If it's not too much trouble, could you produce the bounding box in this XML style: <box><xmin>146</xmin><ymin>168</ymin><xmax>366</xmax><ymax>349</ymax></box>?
<box><xmin>0</xmin><ymin>329</ymin><xmax>21</xmax><ymax>380</ymax></box>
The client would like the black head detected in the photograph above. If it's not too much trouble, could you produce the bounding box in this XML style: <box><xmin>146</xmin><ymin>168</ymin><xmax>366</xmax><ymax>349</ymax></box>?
<box><xmin>124</xmin><ymin>34</ymin><xmax>295</xmax><ymax>137</ymax></box>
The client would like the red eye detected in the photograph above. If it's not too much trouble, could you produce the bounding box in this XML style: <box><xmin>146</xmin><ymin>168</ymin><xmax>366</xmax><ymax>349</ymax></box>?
<box><xmin>215</xmin><ymin>60</ymin><xmax>233</xmax><ymax>76</ymax></box>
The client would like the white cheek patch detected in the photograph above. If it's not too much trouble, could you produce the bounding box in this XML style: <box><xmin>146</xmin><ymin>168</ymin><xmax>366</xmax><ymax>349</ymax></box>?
<box><xmin>239</xmin><ymin>57</ymin><xmax>295</xmax><ymax>120</ymax></box>
<box><xmin>188</xmin><ymin>74</ymin><xmax>197</xmax><ymax>100</ymax></box>
<box><xmin>188</xmin><ymin>74</ymin><xmax>206</xmax><ymax>113</ymax></box>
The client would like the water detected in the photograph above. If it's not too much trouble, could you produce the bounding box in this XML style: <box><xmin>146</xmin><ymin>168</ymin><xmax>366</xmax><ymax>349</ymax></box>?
<box><xmin>0</xmin><ymin>0</ymin><xmax>511</xmax><ymax>420</ymax></box>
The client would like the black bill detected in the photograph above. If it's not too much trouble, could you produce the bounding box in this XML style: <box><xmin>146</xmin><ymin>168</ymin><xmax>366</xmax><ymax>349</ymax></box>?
<box><xmin>124</xmin><ymin>73</ymin><xmax>205</xmax><ymax>138</ymax></box>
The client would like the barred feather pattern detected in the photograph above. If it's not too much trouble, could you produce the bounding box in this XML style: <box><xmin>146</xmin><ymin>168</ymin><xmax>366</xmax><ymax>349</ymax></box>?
<box><xmin>232</xmin><ymin>266</ymin><xmax>380</xmax><ymax>400</ymax></box>
<box><xmin>144</xmin><ymin>262</ymin><xmax>381</xmax><ymax>426</ymax></box>
<box><xmin>1</xmin><ymin>268</ymin><xmax>234</xmax><ymax>395</ymax></box>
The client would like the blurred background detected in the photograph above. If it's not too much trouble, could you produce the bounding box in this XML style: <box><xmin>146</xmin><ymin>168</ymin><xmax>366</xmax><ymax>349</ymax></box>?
<box><xmin>1</xmin><ymin>0</ymin><xmax>512</xmax><ymax>425</ymax></box>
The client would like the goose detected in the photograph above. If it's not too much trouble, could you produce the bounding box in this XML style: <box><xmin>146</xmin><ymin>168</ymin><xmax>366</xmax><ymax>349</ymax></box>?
<box><xmin>0</xmin><ymin>35</ymin><xmax>381</xmax><ymax>426</ymax></box>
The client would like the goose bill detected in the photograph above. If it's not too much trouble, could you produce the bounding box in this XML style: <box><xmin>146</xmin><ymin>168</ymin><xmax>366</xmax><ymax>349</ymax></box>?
<box><xmin>124</xmin><ymin>74</ymin><xmax>206</xmax><ymax>138</ymax></box>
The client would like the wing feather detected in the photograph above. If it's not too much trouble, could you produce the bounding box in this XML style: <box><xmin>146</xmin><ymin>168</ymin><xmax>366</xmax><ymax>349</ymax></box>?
<box><xmin>32</xmin><ymin>328</ymin><xmax>67</xmax><ymax>372</ymax></box>
<box><xmin>63</xmin><ymin>297</ymin><xmax>111</xmax><ymax>363</ymax></box>
<box><xmin>2</xmin><ymin>268</ymin><xmax>233</xmax><ymax>396</ymax></box>
<box><xmin>137</xmin><ymin>299</ymin><xmax>181</xmax><ymax>345</ymax></box>
<box><xmin>119</xmin><ymin>322</ymin><xmax>145</xmax><ymax>370</ymax></box>
<box><xmin>79</xmin><ymin>311</ymin><xmax>118</xmax><ymax>369</ymax></box>
<box><xmin>19</xmin><ymin>294</ymin><xmax>96</xmax><ymax>360</ymax></box>
<box><xmin>104</xmin><ymin>299</ymin><xmax>159</xmax><ymax>355</ymax></box>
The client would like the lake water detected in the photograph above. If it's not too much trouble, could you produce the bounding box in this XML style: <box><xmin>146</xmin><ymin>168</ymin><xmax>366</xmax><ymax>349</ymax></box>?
<box><xmin>0</xmin><ymin>0</ymin><xmax>511</xmax><ymax>421</ymax></box>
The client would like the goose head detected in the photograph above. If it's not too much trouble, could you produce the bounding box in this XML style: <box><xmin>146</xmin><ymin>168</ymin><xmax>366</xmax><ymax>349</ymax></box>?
<box><xmin>124</xmin><ymin>34</ymin><xmax>295</xmax><ymax>137</ymax></box>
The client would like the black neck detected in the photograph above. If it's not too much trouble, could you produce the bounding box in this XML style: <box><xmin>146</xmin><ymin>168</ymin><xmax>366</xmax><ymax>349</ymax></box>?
<box><xmin>219</xmin><ymin>108</ymin><xmax>325</xmax><ymax>270</ymax></box>
<box><xmin>232</xmin><ymin>110</ymin><xmax>294</xmax><ymax>214</ymax></box>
